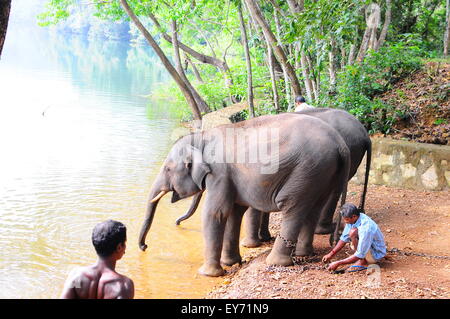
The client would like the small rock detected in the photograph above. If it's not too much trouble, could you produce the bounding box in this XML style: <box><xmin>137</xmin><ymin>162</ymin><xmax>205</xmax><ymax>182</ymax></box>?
<box><xmin>222</xmin><ymin>278</ymin><xmax>232</xmax><ymax>285</ymax></box>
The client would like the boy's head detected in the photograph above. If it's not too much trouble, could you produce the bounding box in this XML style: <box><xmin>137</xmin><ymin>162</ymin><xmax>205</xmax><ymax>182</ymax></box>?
<box><xmin>92</xmin><ymin>220</ymin><xmax>127</xmax><ymax>259</ymax></box>
<box><xmin>295</xmin><ymin>95</ymin><xmax>306</xmax><ymax>104</ymax></box>
<box><xmin>339</xmin><ymin>203</ymin><xmax>360</xmax><ymax>224</ymax></box>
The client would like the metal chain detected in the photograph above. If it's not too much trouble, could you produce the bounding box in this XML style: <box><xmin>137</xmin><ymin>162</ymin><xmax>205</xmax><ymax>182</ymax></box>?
<box><xmin>270</xmin><ymin>237</ymin><xmax>450</xmax><ymax>275</ymax></box>
<box><xmin>277</xmin><ymin>234</ymin><xmax>297</xmax><ymax>248</ymax></box>
<box><xmin>276</xmin><ymin>233</ymin><xmax>326</xmax><ymax>268</ymax></box>
<box><xmin>265</xmin><ymin>263</ymin><xmax>326</xmax><ymax>274</ymax></box>
<box><xmin>387</xmin><ymin>247</ymin><xmax>450</xmax><ymax>260</ymax></box>
<box><xmin>277</xmin><ymin>233</ymin><xmax>299</xmax><ymax>266</ymax></box>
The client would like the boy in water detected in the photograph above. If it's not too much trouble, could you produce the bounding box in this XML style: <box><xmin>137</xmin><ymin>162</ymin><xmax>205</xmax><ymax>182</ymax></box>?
<box><xmin>60</xmin><ymin>220</ymin><xmax>134</xmax><ymax>299</ymax></box>
<box><xmin>322</xmin><ymin>203</ymin><xmax>386</xmax><ymax>272</ymax></box>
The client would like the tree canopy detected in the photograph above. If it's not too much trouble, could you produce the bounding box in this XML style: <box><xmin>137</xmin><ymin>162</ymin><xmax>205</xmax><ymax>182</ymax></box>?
<box><xmin>39</xmin><ymin>0</ymin><xmax>449</xmax><ymax>132</ymax></box>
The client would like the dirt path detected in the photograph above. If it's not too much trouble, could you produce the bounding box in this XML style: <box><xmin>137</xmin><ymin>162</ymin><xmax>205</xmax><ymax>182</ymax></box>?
<box><xmin>206</xmin><ymin>182</ymin><xmax>450</xmax><ymax>299</ymax></box>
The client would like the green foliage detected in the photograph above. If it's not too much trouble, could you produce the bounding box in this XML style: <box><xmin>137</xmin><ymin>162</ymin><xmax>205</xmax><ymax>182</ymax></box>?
<box><xmin>434</xmin><ymin>118</ymin><xmax>448</xmax><ymax>125</ymax></box>
<box><xmin>321</xmin><ymin>42</ymin><xmax>423</xmax><ymax>134</ymax></box>
<box><xmin>38</xmin><ymin>0</ymin><xmax>74</xmax><ymax>26</ymax></box>
<box><xmin>39</xmin><ymin>0</ymin><xmax>448</xmax><ymax>136</ymax></box>
<box><xmin>148</xmin><ymin>82</ymin><xmax>193</xmax><ymax>121</ymax></box>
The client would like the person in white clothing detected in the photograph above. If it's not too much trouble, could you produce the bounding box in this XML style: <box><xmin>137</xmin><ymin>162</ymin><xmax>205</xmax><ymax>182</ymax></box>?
<box><xmin>294</xmin><ymin>95</ymin><xmax>315</xmax><ymax>112</ymax></box>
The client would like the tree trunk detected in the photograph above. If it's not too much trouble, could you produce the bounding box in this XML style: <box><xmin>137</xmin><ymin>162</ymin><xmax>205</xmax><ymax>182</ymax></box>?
<box><xmin>0</xmin><ymin>0</ymin><xmax>11</xmax><ymax>58</ymax></box>
<box><xmin>306</xmin><ymin>54</ymin><xmax>319</xmax><ymax>102</ymax></box>
<box><xmin>348</xmin><ymin>44</ymin><xmax>357</xmax><ymax>65</ymax></box>
<box><xmin>340</xmin><ymin>45</ymin><xmax>347</xmax><ymax>69</ymax></box>
<box><xmin>171</xmin><ymin>20</ymin><xmax>210</xmax><ymax>114</ymax></box>
<box><xmin>237</xmin><ymin>2</ymin><xmax>255</xmax><ymax>118</ymax></box>
<box><xmin>328</xmin><ymin>39</ymin><xmax>337</xmax><ymax>94</ymax></box>
<box><xmin>267</xmin><ymin>44</ymin><xmax>280</xmax><ymax>112</ymax></box>
<box><xmin>286</xmin><ymin>0</ymin><xmax>303</xmax><ymax>14</ymax></box>
<box><xmin>119</xmin><ymin>0</ymin><xmax>202</xmax><ymax>122</ymax></box>
<box><xmin>357</xmin><ymin>3</ymin><xmax>381</xmax><ymax>63</ymax></box>
<box><xmin>244</xmin><ymin>0</ymin><xmax>302</xmax><ymax>97</ymax></box>
<box><xmin>300</xmin><ymin>51</ymin><xmax>313</xmax><ymax>102</ymax></box>
<box><xmin>375</xmin><ymin>0</ymin><xmax>391</xmax><ymax>51</ymax></box>
<box><xmin>183</xmin><ymin>52</ymin><xmax>204</xmax><ymax>83</ymax></box>
<box><xmin>147</xmin><ymin>11</ymin><xmax>235</xmax><ymax>103</ymax></box>
<box><xmin>267</xmin><ymin>0</ymin><xmax>288</xmax><ymax>18</ymax></box>
<box><xmin>147</xmin><ymin>11</ymin><xmax>227</xmax><ymax>70</ymax></box>
<box><xmin>274</xmin><ymin>8</ymin><xmax>292</xmax><ymax>111</ymax></box>
<box><xmin>445</xmin><ymin>0</ymin><xmax>450</xmax><ymax>57</ymax></box>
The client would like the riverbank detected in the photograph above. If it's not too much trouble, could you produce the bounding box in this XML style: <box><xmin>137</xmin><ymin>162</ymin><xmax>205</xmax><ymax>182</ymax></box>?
<box><xmin>205</xmin><ymin>182</ymin><xmax>450</xmax><ymax>299</ymax></box>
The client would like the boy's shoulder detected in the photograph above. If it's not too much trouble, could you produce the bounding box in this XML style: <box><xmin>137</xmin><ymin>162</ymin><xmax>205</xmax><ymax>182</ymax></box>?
<box><xmin>66</xmin><ymin>265</ymin><xmax>95</xmax><ymax>282</ymax></box>
<box><xmin>102</xmin><ymin>272</ymin><xmax>134</xmax><ymax>299</ymax></box>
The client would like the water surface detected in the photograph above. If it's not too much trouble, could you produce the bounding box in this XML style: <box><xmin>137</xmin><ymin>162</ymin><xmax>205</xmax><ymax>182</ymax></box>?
<box><xmin>0</xmin><ymin>17</ymin><xmax>220</xmax><ymax>298</ymax></box>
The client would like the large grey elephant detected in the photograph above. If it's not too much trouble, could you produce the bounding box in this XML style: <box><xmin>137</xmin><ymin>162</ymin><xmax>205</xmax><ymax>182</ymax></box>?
<box><xmin>176</xmin><ymin>108</ymin><xmax>371</xmax><ymax>247</ymax></box>
<box><xmin>139</xmin><ymin>113</ymin><xmax>351</xmax><ymax>277</ymax></box>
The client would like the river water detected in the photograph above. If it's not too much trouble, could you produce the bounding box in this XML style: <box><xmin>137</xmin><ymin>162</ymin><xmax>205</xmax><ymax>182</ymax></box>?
<box><xmin>0</xmin><ymin>19</ymin><xmax>221</xmax><ymax>298</ymax></box>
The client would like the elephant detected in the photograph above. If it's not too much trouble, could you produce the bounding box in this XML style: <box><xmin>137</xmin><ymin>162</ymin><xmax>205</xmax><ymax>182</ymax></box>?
<box><xmin>175</xmin><ymin>108</ymin><xmax>372</xmax><ymax>248</ymax></box>
<box><xmin>138</xmin><ymin>113</ymin><xmax>351</xmax><ymax>277</ymax></box>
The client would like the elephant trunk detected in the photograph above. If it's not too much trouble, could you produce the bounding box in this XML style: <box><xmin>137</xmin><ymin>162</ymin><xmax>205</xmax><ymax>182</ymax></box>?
<box><xmin>138</xmin><ymin>186</ymin><xmax>168</xmax><ymax>251</ymax></box>
<box><xmin>175</xmin><ymin>191</ymin><xmax>203</xmax><ymax>225</ymax></box>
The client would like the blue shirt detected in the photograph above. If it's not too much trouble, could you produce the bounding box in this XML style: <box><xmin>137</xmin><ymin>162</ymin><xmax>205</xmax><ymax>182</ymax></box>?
<box><xmin>340</xmin><ymin>213</ymin><xmax>386</xmax><ymax>261</ymax></box>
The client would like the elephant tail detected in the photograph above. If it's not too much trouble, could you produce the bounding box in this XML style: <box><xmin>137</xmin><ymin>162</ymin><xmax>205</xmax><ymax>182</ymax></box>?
<box><xmin>332</xmin><ymin>142</ymin><xmax>351</xmax><ymax>244</ymax></box>
<box><xmin>337</xmin><ymin>143</ymin><xmax>351</xmax><ymax>209</ymax></box>
<box><xmin>358</xmin><ymin>138</ymin><xmax>372</xmax><ymax>212</ymax></box>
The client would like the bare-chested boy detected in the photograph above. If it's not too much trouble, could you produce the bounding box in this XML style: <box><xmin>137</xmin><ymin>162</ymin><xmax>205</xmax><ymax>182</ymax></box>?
<box><xmin>60</xmin><ymin>220</ymin><xmax>134</xmax><ymax>299</ymax></box>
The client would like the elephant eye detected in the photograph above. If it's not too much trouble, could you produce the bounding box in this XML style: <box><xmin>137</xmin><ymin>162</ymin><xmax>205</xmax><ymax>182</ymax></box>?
<box><xmin>186</xmin><ymin>162</ymin><xmax>192</xmax><ymax>169</ymax></box>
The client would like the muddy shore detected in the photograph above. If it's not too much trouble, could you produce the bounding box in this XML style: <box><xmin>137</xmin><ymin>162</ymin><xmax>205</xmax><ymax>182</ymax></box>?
<box><xmin>205</xmin><ymin>182</ymin><xmax>450</xmax><ymax>299</ymax></box>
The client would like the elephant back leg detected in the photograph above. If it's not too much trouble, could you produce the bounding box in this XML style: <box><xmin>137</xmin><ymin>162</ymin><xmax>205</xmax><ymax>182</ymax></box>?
<box><xmin>259</xmin><ymin>213</ymin><xmax>272</xmax><ymax>242</ymax></box>
<box><xmin>265</xmin><ymin>200</ymin><xmax>318</xmax><ymax>266</ymax></box>
<box><xmin>314</xmin><ymin>191</ymin><xmax>341</xmax><ymax>234</ymax></box>
<box><xmin>295</xmin><ymin>190</ymin><xmax>334</xmax><ymax>256</ymax></box>
<box><xmin>241</xmin><ymin>207</ymin><xmax>263</xmax><ymax>248</ymax></box>
<box><xmin>221</xmin><ymin>204</ymin><xmax>248</xmax><ymax>266</ymax></box>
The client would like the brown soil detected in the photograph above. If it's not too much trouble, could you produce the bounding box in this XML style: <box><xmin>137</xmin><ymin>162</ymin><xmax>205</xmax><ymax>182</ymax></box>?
<box><xmin>379</xmin><ymin>61</ymin><xmax>450</xmax><ymax>145</ymax></box>
<box><xmin>206</xmin><ymin>182</ymin><xmax>450</xmax><ymax>299</ymax></box>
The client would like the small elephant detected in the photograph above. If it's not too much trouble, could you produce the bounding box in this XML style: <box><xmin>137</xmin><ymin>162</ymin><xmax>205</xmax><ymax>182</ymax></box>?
<box><xmin>139</xmin><ymin>113</ymin><xmax>351</xmax><ymax>277</ymax></box>
<box><xmin>176</xmin><ymin>108</ymin><xmax>372</xmax><ymax>248</ymax></box>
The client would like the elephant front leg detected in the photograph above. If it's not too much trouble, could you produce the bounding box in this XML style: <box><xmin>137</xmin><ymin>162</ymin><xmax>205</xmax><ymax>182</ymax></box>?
<box><xmin>221</xmin><ymin>205</ymin><xmax>247</xmax><ymax>266</ymax></box>
<box><xmin>198</xmin><ymin>186</ymin><xmax>235</xmax><ymax>277</ymax></box>
<box><xmin>199</xmin><ymin>212</ymin><xmax>227</xmax><ymax>277</ymax></box>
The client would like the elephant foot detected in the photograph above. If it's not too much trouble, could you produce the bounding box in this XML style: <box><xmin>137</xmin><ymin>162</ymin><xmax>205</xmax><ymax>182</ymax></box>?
<box><xmin>314</xmin><ymin>222</ymin><xmax>336</xmax><ymax>235</ymax></box>
<box><xmin>329</xmin><ymin>231</ymin><xmax>342</xmax><ymax>247</ymax></box>
<box><xmin>265</xmin><ymin>249</ymin><xmax>293</xmax><ymax>266</ymax></box>
<box><xmin>241</xmin><ymin>236</ymin><xmax>262</xmax><ymax>248</ymax></box>
<box><xmin>198</xmin><ymin>263</ymin><xmax>225</xmax><ymax>277</ymax></box>
<box><xmin>259</xmin><ymin>231</ymin><xmax>272</xmax><ymax>242</ymax></box>
<box><xmin>220</xmin><ymin>254</ymin><xmax>242</xmax><ymax>267</ymax></box>
<box><xmin>294</xmin><ymin>245</ymin><xmax>314</xmax><ymax>257</ymax></box>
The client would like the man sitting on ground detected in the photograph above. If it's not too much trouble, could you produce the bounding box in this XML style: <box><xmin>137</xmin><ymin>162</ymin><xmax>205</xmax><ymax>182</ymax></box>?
<box><xmin>60</xmin><ymin>220</ymin><xmax>134</xmax><ymax>299</ymax></box>
<box><xmin>322</xmin><ymin>203</ymin><xmax>386</xmax><ymax>272</ymax></box>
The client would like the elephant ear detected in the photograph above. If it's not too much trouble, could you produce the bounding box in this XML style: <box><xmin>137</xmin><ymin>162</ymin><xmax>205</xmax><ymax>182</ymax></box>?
<box><xmin>187</xmin><ymin>145</ymin><xmax>211</xmax><ymax>190</ymax></box>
